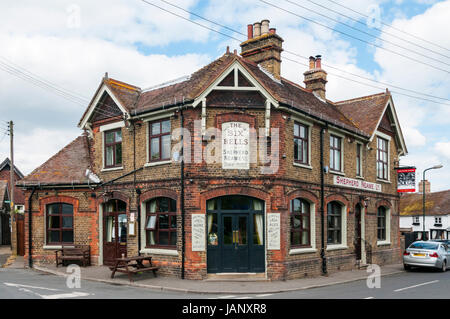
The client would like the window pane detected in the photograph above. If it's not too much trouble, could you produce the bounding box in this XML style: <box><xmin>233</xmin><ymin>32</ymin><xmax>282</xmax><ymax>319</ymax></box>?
<box><xmin>291</xmin><ymin>232</ymin><xmax>300</xmax><ymax>246</ymax></box>
<box><xmin>115</xmin><ymin>130</ymin><xmax>122</xmax><ymax>142</ymax></box>
<box><xmin>292</xmin><ymin>199</ymin><xmax>300</xmax><ymax>213</ymax></box>
<box><xmin>300</xmin><ymin>126</ymin><xmax>306</xmax><ymax>138</ymax></box>
<box><xmin>301</xmin><ymin>231</ymin><xmax>309</xmax><ymax>246</ymax></box>
<box><xmin>118</xmin><ymin>214</ymin><xmax>127</xmax><ymax>243</ymax></box>
<box><xmin>106</xmin><ymin>146</ymin><xmax>114</xmax><ymax>166</ymax></box>
<box><xmin>47</xmin><ymin>204</ymin><xmax>59</xmax><ymax>215</ymax></box>
<box><xmin>146</xmin><ymin>215</ymin><xmax>156</xmax><ymax>229</ymax></box>
<box><xmin>302</xmin><ymin>141</ymin><xmax>308</xmax><ymax>163</ymax></box>
<box><xmin>161</xmin><ymin>120</ymin><xmax>171</xmax><ymax>134</ymax></box>
<box><xmin>161</xmin><ymin>134</ymin><xmax>171</xmax><ymax>159</ymax></box>
<box><xmin>292</xmin><ymin>215</ymin><xmax>301</xmax><ymax>230</ymax></box>
<box><xmin>294</xmin><ymin>138</ymin><xmax>299</xmax><ymax>161</ymax></box>
<box><xmin>170</xmin><ymin>231</ymin><xmax>177</xmax><ymax>246</ymax></box>
<box><xmin>294</xmin><ymin>124</ymin><xmax>299</xmax><ymax>137</ymax></box>
<box><xmin>159</xmin><ymin>214</ymin><xmax>169</xmax><ymax>229</ymax></box>
<box><xmin>170</xmin><ymin>215</ymin><xmax>177</xmax><ymax>229</ymax></box>
<box><xmin>159</xmin><ymin>232</ymin><xmax>169</xmax><ymax>245</ymax></box>
<box><xmin>253</xmin><ymin>214</ymin><xmax>263</xmax><ymax>245</ymax></box>
<box><xmin>223</xmin><ymin>216</ymin><xmax>233</xmax><ymax>245</ymax></box>
<box><xmin>238</xmin><ymin>216</ymin><xmax>247</xmax><ymax>245</ymax></box>
<box><xmin>48</xmin><ymin>216</ymin><xmax>60</xmax><ymax>229</ymax></box>
<box><xmin>62</xmin><ymin>231</ymin><xmax>73</xmax><ymax>243</ymax></box>
<box><xmin>62</xmin><ymin>204</ymin><xmax>73</xmax><ymax>215</ymax></box>
<box><xmin>115</xmin><ymin>143</ymin><xmax>122</xmax><ymax>165</ymax></box>
<box><xmin>62</xmin><ymin>216</ymin><xmax>72</xmax><ymax>228</ymax></box>
<box><xmin>158</xmin><ymin>197</ymin><xmax>169</xmax><ymax>212</ymax></box>
<box><xmin>151</xmin><ymin>138</ymin><xmax>160</xmax><ymax>160</ymax></box>
<box><xmin>335</xmin><ymin>150</ymin><xmax>340</xmax><ymax>170</ymax></box>
<box><xmin>302</xmin><ymin>215</ymin><xmax>309</xmax><ymax>230</ymax></box>
<box><xmin>105</xmin><ymin>131</ymin><xmax>115</xmax><ymax>144</ymax></box>
<box><xmin>152</xmin><ymin>122</ymin><xmax>160</xmax><ymax>135</ymax></box>
<box><xmin>208</xmin><ymin>213</ymin><xmax>218</xmax><ymax>246</ymax></box>
<box><xmin>147</xmin><ymin>231</ymin><xmax>155</xmax><ymax>245</ymax></box>
<box><xmin>48</xmin><ymin>231</ymin><xmax>60</xmax><ymax>243</ymax></box>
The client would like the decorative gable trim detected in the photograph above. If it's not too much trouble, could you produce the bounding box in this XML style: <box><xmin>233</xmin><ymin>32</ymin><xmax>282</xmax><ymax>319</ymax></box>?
<box><xmin>79</xmin><ymin>84</ymin><xmax>129</xmax><ymax>129</ymax></box>
<box><xmin>369</xmin><ymin>96</ymin><xmax>407</xmax><ymax>156</ymax></box>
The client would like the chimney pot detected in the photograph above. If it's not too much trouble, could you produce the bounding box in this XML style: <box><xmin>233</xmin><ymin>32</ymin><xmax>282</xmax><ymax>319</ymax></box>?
<box><xmin>253</xmin><ymin>22</ymin><xmax>261</xmax><ymax>37</ymax></box>
<box><xmin>261</xmin><ymin>19</ymin><xmax>270</xmax><ymax>35</ymax></box>
<box><xmin>309</xmin><ymin>56</ymin><xmax>316</xmax><ymax>69</ymax></box>
<box><xmin>234</xmin><ymin>49</ymin><xmax>237</xmax><ymax>55</ymax></box>
<box><xmin>315</xmin><ymin>55</ymin><xmax>322</xmax><ymax>69</ymax></box>
<box><xmin>226</xmin><ymin>46</ymin><xmax>230</xmax><ymax>54</ymax></box>
<box><xmin>269</xmin><ymin>28</ymin><xmax>276</xmax><ymax>34</ymax></box>
<box><xmin>247</xmin><ymin>24</ymin><xmax>253</xmax><ymax>39</ymax></box>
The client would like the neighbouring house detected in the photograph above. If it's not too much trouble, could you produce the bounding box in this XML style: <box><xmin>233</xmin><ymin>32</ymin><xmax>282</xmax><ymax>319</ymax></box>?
<box><xmin>399</xmin><ymin>181</ymin><xmax>450</xmax><ymax>247</ymax></box>
<box><xmin>17</xmin><ymin>20</ymin><xmax>408</xmax><ymax>280</ymax></box>
<box><xmin>0</xmin><ymin>158</ymin><xmax>25</xmax><ymax>252</ymax></box>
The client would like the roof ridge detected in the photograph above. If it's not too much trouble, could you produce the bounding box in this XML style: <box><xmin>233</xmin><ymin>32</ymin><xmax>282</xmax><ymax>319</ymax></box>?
<box><xmin>106</xmin><ymin>78</ymin><xmax>141</xmax><ymax>92</ymax></box>
<box><xmin>334</xmin><ymin>91</ymin><xmax>388</xmax><ymax>105</ymax></box>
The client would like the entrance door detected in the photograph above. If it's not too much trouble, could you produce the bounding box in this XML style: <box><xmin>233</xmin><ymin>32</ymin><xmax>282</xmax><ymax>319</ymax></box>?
<box><xmin>355</xmin><ymin>204</ymin><xmax>362</xmax><ymax>260</ymax></box>
<box><xmin>103</xmin><ymin>200</ymin><xmax>127</xmax><ymax>266</ymax></box>
<box><xmin>207</xmin><ymin>196</ymin><xmax>265</xmax><ymax>273</ymax></box>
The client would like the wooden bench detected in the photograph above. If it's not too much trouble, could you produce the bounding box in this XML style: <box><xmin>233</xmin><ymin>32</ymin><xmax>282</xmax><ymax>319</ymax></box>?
<box><xmin>55</xmin><ymin>244</ymin><xmax>91</xmax><ymax>267</ymax></box>
<box><xmin>110</xmin><ymin>256</ymin><xmax>159</xmax><ymax>282</ymax></box>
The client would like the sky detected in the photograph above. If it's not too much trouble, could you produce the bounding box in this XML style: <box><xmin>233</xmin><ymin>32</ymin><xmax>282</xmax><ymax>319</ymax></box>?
<box><xmin>0</xmin><ymin>0</ymin><xmax>449</xmax><ymax>192</ymax></box>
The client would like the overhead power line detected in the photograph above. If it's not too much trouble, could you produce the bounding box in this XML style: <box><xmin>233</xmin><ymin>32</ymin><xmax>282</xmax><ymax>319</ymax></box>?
<box><xmin>283</xmin><ymin>0</ymin><xmax>450</xmax><ymax>65</ymax></box>
<box><xmin>142</xmin><ymin>0</ymin><xmax>450</xmax><ymax>105</ymax></box>
<box><xmin>324</xmin><ymin>0</ymin><xmax>450</xmax><ymax>53</ymax></box>
<box><xmin>303</xmin><ymin>0</ymin><xmax>450</xmax><ymax>60</ymax></box>
<box><xmin>258</xmin><ymin>0</ymin><xmax>450</xmax><ymax>74</ymax></box>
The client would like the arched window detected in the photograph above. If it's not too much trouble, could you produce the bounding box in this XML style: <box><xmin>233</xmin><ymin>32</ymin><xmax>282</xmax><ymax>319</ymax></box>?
<box><xmin>145</xmin><ymin>197</ymin><xmax>177</xmax><ymax>248</ymax></box>
<box><xmin>377</xmin><ymin>206</ymin><xmax>387</xmax><ymax>241</ymax></box>
<box><xmin>290</xmin><ymin>198</ymin><xmax>311</xmax><ymax>247</ymax></box>
<box><xmin>327</xmin><ymin>201</ymin><xmax>342</xmax><ymax>244</ymax></box>
<box><xmin>46</xmin><ymin>203</ymin><xmax>73</xmax><ymax>244</ymax></box>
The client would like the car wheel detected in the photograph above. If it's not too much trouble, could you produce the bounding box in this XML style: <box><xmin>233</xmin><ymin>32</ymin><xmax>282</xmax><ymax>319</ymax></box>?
<box><xmin>404</xmin><ymin>264</ymin><xmax>411</xmax><ymax>271</ymax></box>
<box><xmin>441</xmin><ymin>260</ymin><xmax>447</xmax><ymax>272</ymax></box>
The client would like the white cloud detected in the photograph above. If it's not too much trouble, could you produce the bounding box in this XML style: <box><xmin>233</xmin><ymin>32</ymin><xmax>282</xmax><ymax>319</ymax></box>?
<box><xmin>435</xmin><ymin>142</ymin><xmax>450</xmax><ymax>159</ymax></box>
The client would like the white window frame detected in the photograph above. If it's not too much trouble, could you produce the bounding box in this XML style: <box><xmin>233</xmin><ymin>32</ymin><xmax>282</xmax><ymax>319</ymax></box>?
<box><xmin>289</xmin><ymin>200</ymin><xmax>317</xmax><ymax>255</ymax></box>
<box><xmin>356</xmin><ymin>142</ymin><xmax>363</xmax><ymax>178</ymax></box>
<box><xmin>328</xmin><ymin>130</ymin><xmax>345</xmax><ymax>175</ymax></box>
<box><xmin>100</xmin><ymin>121</ymin><xmax>125</xmax><ymax>171</ymax></box>
<box><xmin>377</xmin><ymin>206</ymin><xmax>391</xmax><ymax>246</ymax></box>
<box><xmin>375</xmin><ymin>131</ymin><xmax>391</xmax><ymax>183</ymax></box>
<box><xmin>292</xmin><ymin>116</ymin><xmax>313</xmax><ymax>169</ymax></box>
<box><xmin>326</xmin><ymin>202</ymin><xmax>348</xmax><ymax>251</ymax></box>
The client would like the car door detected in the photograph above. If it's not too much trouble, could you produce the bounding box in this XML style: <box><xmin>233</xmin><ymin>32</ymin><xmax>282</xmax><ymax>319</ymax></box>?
<box><xmin>445</xmin><ymin>244</ymin><xmax>450</xmax><ymax>269</ymax></box>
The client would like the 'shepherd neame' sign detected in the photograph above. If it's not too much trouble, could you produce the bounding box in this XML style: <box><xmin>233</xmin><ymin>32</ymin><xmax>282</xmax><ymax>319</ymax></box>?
<box><xmin>222</xmin><ymin>122</ymin><xmax>250</xmax><ymax>169</ymax></box>
<box><xmin>333</xmin><ymin>176</ymin><xmax>382</xmax><ymax>192</ymax></box>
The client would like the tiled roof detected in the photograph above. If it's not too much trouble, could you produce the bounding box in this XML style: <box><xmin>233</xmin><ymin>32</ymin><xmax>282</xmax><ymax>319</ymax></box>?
<box><xmin>334</xmin><ymin>92</ymin><xmax>390</xmax><ymax>136</ymax></box>
<box><xmin>101</xmin><ymin>54</ymin><xmax>371</xmax><ymax>136</ymax></box>
<box><xmin>18</xmin><ymin>135</ymin><xmax>94</xmax><ymax>186</ymax></box>
<box><xmin>399</xmin><ymin>190</ymin><xmax>450</xmax><ymax>216</ymax></box>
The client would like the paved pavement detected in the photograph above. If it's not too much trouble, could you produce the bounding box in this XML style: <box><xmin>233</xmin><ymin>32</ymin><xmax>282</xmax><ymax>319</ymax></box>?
<box><xmin>29</xmin><ymin>262</ymin><xmax>404</xmax><ymax>294</ymax></box>
<box><xmin>0</xmin><ymin>246</ymin><xmax>11</xmax><ymax>267</ymax></box>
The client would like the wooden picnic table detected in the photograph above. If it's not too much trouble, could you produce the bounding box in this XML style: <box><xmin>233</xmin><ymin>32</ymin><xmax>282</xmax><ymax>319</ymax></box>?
<box><xmin>110</xmin><ymin>255</ymin><xmax>159</xmax><ymax>282</ymax></box>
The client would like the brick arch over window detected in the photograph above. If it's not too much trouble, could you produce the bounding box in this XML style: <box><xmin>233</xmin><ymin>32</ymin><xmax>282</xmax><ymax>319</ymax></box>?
<box><xmin>140</xmin><ymin>188</ymin><xmax>179</xmax><ymax>212</ymax></box>
<box><xmin>39</xmin><ymin>195</ymin><xmax>79</xmax><ymax>216</ymax></box>
<box><xmin>286</xmin><ymin>189</ymin><xmax>319</xmax><ymax>206</ymax></box>
<box><xmin>97</xmin><ymin>191</ymin><xmax>131</xmax><ymax>208</ymax></box>
<box><xmin>375</xmin><ymin>199</ymin><xmax>392</xmax><ymax>209</ymax></box>
<box><xmin>325</xmin><ymin>193</ymin><xmax>350</xmax><ymax>209</ymax></box>
<box><xmin>199</xmin><ymin>186</ymin><xmax>270</xmax><ymax>212</ymax></box>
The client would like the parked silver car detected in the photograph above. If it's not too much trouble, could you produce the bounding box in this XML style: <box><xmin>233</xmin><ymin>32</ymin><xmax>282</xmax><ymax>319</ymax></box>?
<box><xmin>403</xmin><ymin>241</ymin><xmax>450</xmax><ymax>271</ymax></box>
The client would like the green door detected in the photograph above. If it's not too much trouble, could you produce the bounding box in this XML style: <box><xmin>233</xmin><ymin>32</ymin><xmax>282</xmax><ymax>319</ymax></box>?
<box><xmin>207</xmin><ymin>196</ymin><xmax>265</xmax><ymax>273</ymax></box>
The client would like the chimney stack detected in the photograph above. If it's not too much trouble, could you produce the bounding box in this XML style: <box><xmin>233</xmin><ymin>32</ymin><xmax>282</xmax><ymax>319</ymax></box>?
<box><xmin>240</xmin><ymin>19</ymin><xmax>284</xmax><ymax>79</ymax></box>
<box><xmin>303</xmin><ymin>55</ymin><xmax>328</xmax><ymax>100</ymax></box>
<box><xmin>419</xmin><ymin>180</ymin><xmax>431</xmax><ymax>193</ymax></box>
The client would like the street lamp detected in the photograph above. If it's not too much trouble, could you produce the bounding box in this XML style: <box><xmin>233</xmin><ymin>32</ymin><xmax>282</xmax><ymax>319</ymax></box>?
<box><xmin>422</xmin><ymin>164</ymin><xmax>443</xmax><ymax>240</ymax></box>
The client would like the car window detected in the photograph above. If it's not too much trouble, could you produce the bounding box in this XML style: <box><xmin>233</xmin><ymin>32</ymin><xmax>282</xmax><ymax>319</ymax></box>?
<box><xmin>409</xmin><ymin>242</ymin><xmax>439</xmax><ymax>250</ymax></box>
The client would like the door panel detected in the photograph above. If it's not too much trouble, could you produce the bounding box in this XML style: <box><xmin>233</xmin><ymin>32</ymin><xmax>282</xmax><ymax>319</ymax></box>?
<box><xmin>103</xmin><ymin>201</ymin><xmax>127</xmax><ymax>266</ymax></box>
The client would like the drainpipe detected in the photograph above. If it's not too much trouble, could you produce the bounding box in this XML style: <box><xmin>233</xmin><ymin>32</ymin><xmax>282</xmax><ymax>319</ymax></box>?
<box><xmin>320</xmin><ymin>125</ymin><xmax>328</xmax><ymax>275</ymax></box>
<box><xmin>136</xmin><ymin>188</ymin><xmax>141</xmax><ymax>255</ymax></box>
<box><xmin>180</xmin><ymin>106</ymin><xmax>186</xmax><ymax>279</ymax></box>
<box><xmin>28</xmin><ymin>187</ymin><xmax>37</xmax><ymax>268</ymax></box>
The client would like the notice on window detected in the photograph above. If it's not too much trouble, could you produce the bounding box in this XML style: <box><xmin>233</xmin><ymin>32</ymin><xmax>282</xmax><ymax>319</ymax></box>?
<box><xmin>267</xmin><ymin>213</ymin><xmax>280</xmax><ymax>250</ymax></box>
<box><xmin>191</xmin><ymin>214</ymin><xmax>206</xmax><ymax>252</ymax></box>
<box><xmin>222</xmin><ymin>122</ymin><xmax>250</xmax><ymax>169</ymax></box>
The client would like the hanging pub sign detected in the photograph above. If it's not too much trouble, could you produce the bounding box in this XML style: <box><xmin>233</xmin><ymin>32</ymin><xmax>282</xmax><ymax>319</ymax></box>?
<box><xmin>396</xmin><ymin>166</ymin><xmax>416</xmax><ymax>193</ymax></box>
<box><xmin>222</xmin><ymin>122</ymin><xmax>250</xmax><ymax>169</ymax></box>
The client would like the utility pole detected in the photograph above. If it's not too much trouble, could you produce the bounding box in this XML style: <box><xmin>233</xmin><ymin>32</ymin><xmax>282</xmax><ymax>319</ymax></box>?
<box><xmin>8</xmin><ymin>121</ymin><xmax>14</xmax><ymax>211</ymax></box>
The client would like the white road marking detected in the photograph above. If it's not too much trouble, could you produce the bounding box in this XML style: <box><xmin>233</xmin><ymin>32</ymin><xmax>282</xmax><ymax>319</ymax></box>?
<box><xmin>218</xmin><ymin>295</ymin><xmax>236</xmax><ymax>299</ymax></box>
<box><xmin>256</xmin><ymin>294</ymin><xmax>273</xmax><ymax>297</ymax></box>
<box><xmin>394</xmin><ymin>280</ymin><xmax>439</xmax><ymax>292</ymax></box>
<box><xmin>4</xmin><ymin>283</ymin><xmax>60</xmax><ymax>291</ymax></box>
<box><xmin>236</xmin><ymin>296</ymin><xmax>252</xmax><ymax>299</ymax></box>
<box><xmin>364</xmin><ymin>297</ymin><xmax>375</xmax><ymax>299</ymax></box>
<box><xmin>41</xmin><ymin>292</ymin><xmax>91</xmax><ymax>299</ymax></box>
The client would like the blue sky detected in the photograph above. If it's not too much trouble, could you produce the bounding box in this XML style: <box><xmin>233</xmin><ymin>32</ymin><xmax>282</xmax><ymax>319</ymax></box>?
<box><xmin>0</xmin><ymin>0</ymin><xmax>449</xmax><ymax>191</ymax></box>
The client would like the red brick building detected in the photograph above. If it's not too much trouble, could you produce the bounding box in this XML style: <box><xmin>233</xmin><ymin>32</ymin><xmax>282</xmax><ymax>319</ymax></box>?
<box><xmin>18</xmin><ymin>20</ymin><xmax>408</xmax><ymax>280</ymax></box>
